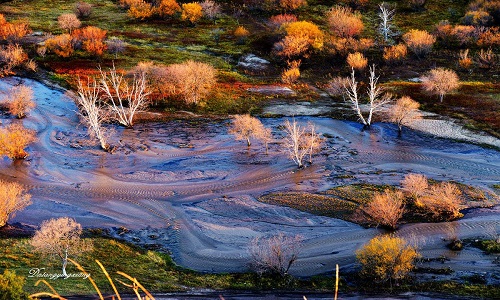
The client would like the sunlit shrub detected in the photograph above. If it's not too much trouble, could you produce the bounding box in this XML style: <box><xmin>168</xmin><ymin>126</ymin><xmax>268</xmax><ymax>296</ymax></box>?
<box><xmin>326</xmin><ymin>5</ymin><xmax>364</xmax><ymax>38</ymax></box>
<box><xmin>0</xmin><ymin>123</ymin><xmax>36</xmax><ymax>160</ymax></box>
<box><xmin>45</xmin><ymin>34</ymin><xmax>74</xmax><ymax>57</ymax></box>
<box><xmin>181</xmin><ymin>2</ymin><xmax>203</xmax><ymax>24</ymax></box>
<box><xmin>346</xmin><ymin>52</ymin><xmax>367</xmax><ymax>70</ymax></box>
<box><xmin>403</xmin><ymin>29</ymin><xmax>436</xmax><ymax>57</ymax></box>
<box><xmin>383</xmin><ymin>44</ymin><xmax>407</xmax><ymax>64</ymax></box>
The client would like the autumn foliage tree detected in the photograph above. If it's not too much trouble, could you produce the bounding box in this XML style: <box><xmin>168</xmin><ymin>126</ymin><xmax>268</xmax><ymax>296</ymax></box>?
<box><xmin>157</xmin><ymin>0</ymin><xmax>181</xmax><ymax>17</ymax></box>
<box><xmin>181</xmin><ymin>2</ymin><xmax>203</xmax><ymax>24</ymax></box>
<box><xmin>72</xmin><ymin>26</ymin><xmax>107</xmax><ymax>56</ymax></box>
<box><xmin>0</xmin><ymin>14</ymin><xmax>30</xmax><ymax>42</ymax></box>
<box><xmin>57</xmin><ymin>13</ymin><xmax>81</xmax><ymax>33</ymax></box>
<box><xmin>162</xmin><ymin>60</ymin><xmax>216</xmax><ymax>105</ymax></box>
<box><xmin>420</xmin><ymin>68</ymin><xmax>459</xmax><ymax>102</ymax></box>
<box><xmin>403</xmin><ymin>29</ymin><xmax>436</xmax><ymax>58</ymax></box>
<box><xmin>0</xmin><ymin>123</ymin><xmax>36</xmax><ymax>159</ymax></box>
<box><xmin>346</xmin><ymin>52</ymin><xmax>367</xmax><ymax>70</ymax></box>
<box><xmin>356</xmin><ymin>235</ymin><xmax>419</xmax><ymax>285</ymax></box>
<box><xmin>0</xmin><ymin>180</ymin><xmax>31</xmax><ymax>227</ymax></box>
<box><xmin>389</xmin><ymin>96</ymin><xmax>422</xmax><ymax>135</ymax></box>
<box><xmin>360</xmin><ymin>190</ymin><xmax>405</xmax><ymax>230</ymax></box>
<box><xmin>383</xmin><ymin>44</ymin><xmax>408</xmax><ymax>64</ymax></box>
<box><xmin>5</xmin><ymin>85</ymin><xmax>35</xmax><ymax>119</ymax></box>
<box><xmin>228</xmin><ymin>114</ymin><xmax>269</xmax><ymax>149</ymax></box>
<box><xmin>128</xmin><ymin>0</ymin><xmax>154</xmax><ymax>19</ymax></box>
<box><xmin>275</xmin><ymin>21</ymin><xmax>323</xmax><ymax>59</ymax></box>
<box><xmin>326</xmin><ymin>5</ymin><xmax>364</xmax><ymax>38</ymax></box>
<box><xmin>31</xmin><ymin>217</ymin><xmax>92</xmax><ymax>278</ymax></box>
<box><xmin>0</xmin><ymin>44</ymin><xmax>28</xmax><ymax>74</ymax></box>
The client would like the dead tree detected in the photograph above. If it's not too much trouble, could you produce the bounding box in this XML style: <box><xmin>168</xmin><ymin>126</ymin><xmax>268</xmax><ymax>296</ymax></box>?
<box><xmin>76</xmin><ymin>78</ymin><xmax>109</xmax><ymax>150</ymax></box>
<box><xmin>344</xmin><ymin>66</ymin><xmax>392</xmax><ymax>128</ymax></box>
<box><xmin>283</xmin><ymin>119</ymin><xmax>321</xmax><ymax>168</ymax></box>
<box><xmin>249</xmin><ymin>233</ymin><xmax>302</xmax><ymax>277</ymax></box>
<box><xmin>99</xmin><ymin>65</ymin><xmax>150</xmax><ymax>127</ymax></box>
<box><xmin>378</xmin><ymin>2</ymin><xmax>396</xmax><ymax>44</ymax></box>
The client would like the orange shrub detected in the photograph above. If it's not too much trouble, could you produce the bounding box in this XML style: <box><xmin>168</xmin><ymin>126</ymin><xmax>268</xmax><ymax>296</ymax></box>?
<box><xmin>128</xmin><ymin>0</ymin><xmax>154</xmax><ymax>19</ymax></box>
<box><xmin>181</xmin><ymin>2</ymin><xmax>203</xmax><ymax>24</ymax></box>
<box><xmin>403</xmin><ymin>29</ymin><xmax>436</xmax><ymax>57</ymax></box>
<box><xmin>45</xmin><ymin>34</ymin><xmax>74</xmax><ymax>57</ymax></box>
<box><xmin>0</xmin><ymin>123</ymin><xmax>36</xmax><ymax>160</ymax></box>
<box><xmin>478</xmin><ymin>27</ymin><xmax>500</xmax><ymax>47</ymax></box>
<box><xmin>326</xmin><ymin>5</ymin><xmax>364</xmax><ymax>38</ymax></box>
<box><xmin>234</xmin><ymin>26</ymin><xmax>249</xmax><ymax>43</ymax></box>
<box><xmin>458</xmin><ymin>49</ymin><xmax>473</xmax><ymax>69</ymax></box>
<box><xmin>281</xmin><ymin>61</ymin><xmax>300</xmax><ymax>84</ymax></box>
<box><xmin>0</xmin><ymin>17</ymin><xmax>30</xmax><ymax>42</ymax></box>
<box><xmin>156</xmin><ymin>0</ymin><xmax>181</xmax><ymax>17</ymax></box>
<box><xmin>383</xmin><ymin>44</ymin><xmax>407</xmax><ymax>64</ymax></box>
<box><xmin>328</xmin><ymin>37</ymin><xmax>373</xmax><ymax>55</ymax></box>
<box><xmin>72</xmin><ymin>26</ymin><xmax>107</xmax><ymax>56</ymax></box>
<box><xmin>347</xmin><ymin>52</ymin><xmax>367</xmax><ymax>70</ymax></box>
<box><xmin>268</xmin><ymin>14</ymin><xmax>298</xmax><ymax>30</ymax></box>
<box><xmin>279</xmin><ymin>0</ymin><xmax>307</xmax><ymax>11</ymax></box>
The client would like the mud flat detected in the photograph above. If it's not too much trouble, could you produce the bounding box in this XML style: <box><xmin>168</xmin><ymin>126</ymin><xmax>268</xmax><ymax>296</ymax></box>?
<box><xmin>0</xmin><ymin>77</ymin><xmax>499</xmax><ymax>278</ymax></box>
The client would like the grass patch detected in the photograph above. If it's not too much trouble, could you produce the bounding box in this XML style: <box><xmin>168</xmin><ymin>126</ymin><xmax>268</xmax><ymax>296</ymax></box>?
<box><xmin>415</xmin><ymin>281</ymin><xmax>500</xmax><ymax>299</ymax></box>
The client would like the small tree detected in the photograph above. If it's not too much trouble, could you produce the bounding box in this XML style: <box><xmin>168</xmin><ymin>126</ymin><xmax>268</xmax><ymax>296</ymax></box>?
<box><xmin>356</xmin><ymin>235</ymin><xmax>419</xmax><ymax>285</ymax></box>
<box><xmin>31</xmin><ymin>217</ymin><xmax>92</xmax><ymax>278</ymax></box>
<box><xmin>389</xmin><ymin>96</ymin><xmax>422</xmax><ymax>135</ymax></box>
<box><xmin>283</xmin><ymin>118</ymin><xmax>321</xmax><ymax>168</ymax></box>
<box><xmin>326</xmin><ymin>5</ymin><xmax>364</xmax><ymax>38</ymax></box>
<box><xmin>99</xmin><ymin>65</ymin><xmax>150</xmax><ymax>127</ymax></box>
<box><xmin>420</xmin><ymin>68</ymin><xmax>459</xmax><ymax>102</ymax></box>
<box><xmin>0</xmin><ymin>123</ymin><xmax>36</xmax><ymax>159</ymax></box>
<box><xmin>106</xmin><ymin>37</ymin><xmax>126</xmax><ymax>58</ymax></box>
<box><xmin>403</xmin><ymin>29</ymin><xmax>436</xmax><ymax>58</ymax></box>
<box><xmin>228</xmin><ymin>114</ymin><xmax>268</xmax><ymax>148</ymax></box>
<box><xmin>5</xmin><ymin>85</ymin><xmax>35</xmax><ymax>119</ymax></box>
<box><xmin>401</xmin><ymin>173</ymin><xmax>428</xmax><ymax>199</ymax></box>
<box><xmin>164</xmin><ymin>60</ymin><xmax>216</xmax><ymax>105</ymax></box>
<box><xmin>343</xmin><ymin>66</ymin><xmax>392</xmax><ymax>127</ymax></box>
<box><xmin>76</xmin><ymin>78</ymin><xmax>109</xmax><ymax>150</ymax></box>
<box><xmin>0</xmin><ymin>180</ymin><xmax>31</xmax><ymax>227</ymax></box>
<box><xmin>249</xmin><ymin>233</ymin><xmax>302</xmax><ymax>277</ymax></box>
<box><xmin>275</xmin><ymin>21</ymin><xmax>323</xmax><ymax>59</ymax></box>
<box><xmin>347</xmin><ymin>52</ymin><xmax>367</xmax><ymax>70</ymax></box>
<box><xmin>181</xmin><ymin>2</ymin><xmax>203</xmax><ymax>25</ymax></box>
<box><xmin>57</xmin><ymin>13</ymin><xmax>81</xmax><ymax>33</ymax></box>
<box><xmin>360</xmin><ymin>190</ymin><xmax>405</xmax><ymax>230</ymax></box>
<box><xmin>378</xmin><ymin>2</ymin><xmax>396</xmax><ymax>44</ymax></box>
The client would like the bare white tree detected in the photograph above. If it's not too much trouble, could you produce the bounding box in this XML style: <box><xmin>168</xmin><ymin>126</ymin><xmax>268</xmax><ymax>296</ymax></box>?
<box><xmin>249</xmin><ymin>233</ymin><xmax>302</xmax><ymax>277</ymax></box>
<box><xmin>31</xmin><ymin>217</ymin><xmax>92</xmax><ymax>278</ymax></box>
<box><xmin>99</xmin><ymin>65</ymin><xmax>150</xmax><ymax>127</ymax></box>
<box><xmin>344</xmin><ymin>68</ymin><xmax>368</xmax><ymax>126</ymax></box>
<box><xmin>306</xmin><ymin>122</ymin><xmax>322</xmax><ymax>164</ymax></box>
<box><xmin>283</xmin><ymin>119</ymin><xmax>321</xmax><ymax>168</ymax></box>
<box><xmin>344</xmin><ymin>66</ymin><xmax>392</xmax><ymax>127</ymax></box>
<box><xmin>366</xmin><ymin>65</ymin><xmax>393</xmax><ymax>126</ymax></box>
<box><xmin>378</xmin><ymin>2</ymin><xmax>396</xmax><ymax>44</ymax></box>
<box><xmin>76</xmin><ymin>78</ymin><xmax>109</xmax><ymax>151</ymax></box>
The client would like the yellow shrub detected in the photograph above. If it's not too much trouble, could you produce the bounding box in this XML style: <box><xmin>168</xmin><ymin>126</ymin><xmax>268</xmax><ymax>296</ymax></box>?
<box><xmin>181</xmin><ymin>2</ymin><xmax>203</xmax><ymax>24</ymax></box>
<box><xmin>45</xmin><ymin>34</ymin><xmax>74</xmax><ymax>58</ymax></box>
<box><xmin>383</xmin><ymin>44</ymin><xmax>408</xmax><ymax>63</ymax></box>
<box><xmin>356</xmin><ymin>235</ymin><xmax>419</xmax><ymax>283</ymax></box>
<box><xmin>403</xmin><ymin>29</ymin><xmax>436</xmax><ymax>57</ymax></box>
<box><xmin>0</xmin><ymin>123</ymin><xmax>36</xmax><ymax>160</ymax></box>
<box><xmin>128</xmin><ymin>0</ymin><xmax>154</xmax><ymax>20</ymax></box>
<box><xmin>346</xmin><ymin>52</ymin><xmax>367</xmax><ymax>70</ymax></box>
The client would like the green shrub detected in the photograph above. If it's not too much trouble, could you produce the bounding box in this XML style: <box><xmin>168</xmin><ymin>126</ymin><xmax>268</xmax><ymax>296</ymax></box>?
<box><xmin>0</xmin><ymin>270</ymin><xmax>29</xmax><ymax>300</ymax></box>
